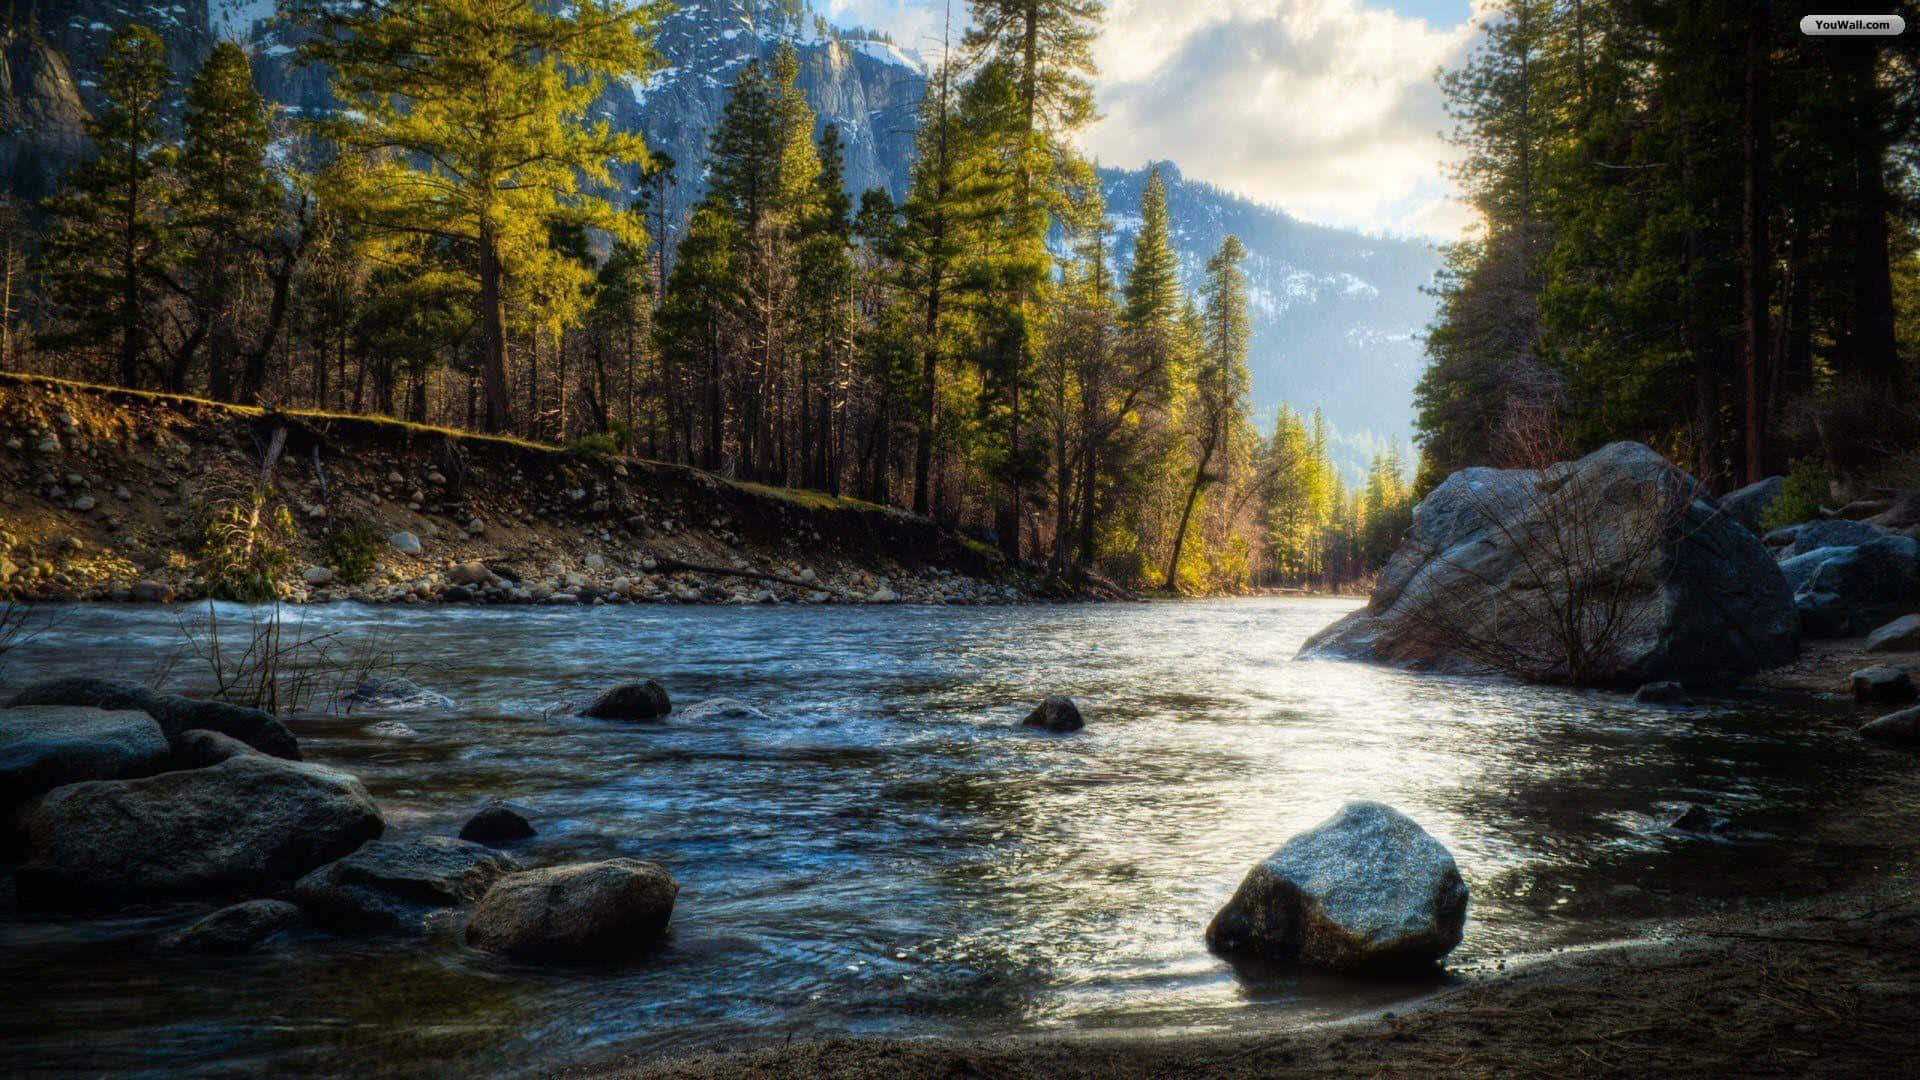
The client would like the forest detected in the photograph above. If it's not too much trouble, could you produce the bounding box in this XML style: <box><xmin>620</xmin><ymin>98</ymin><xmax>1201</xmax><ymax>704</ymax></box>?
<box><xmin>0</xmin><ymin>0</ymin><xmax>1411</xmax><ymax>596</ymax></box>
<box><xmin>1417</xmin><ymin>0</ymin><xmax>1920</xmax><ymax>506</ymax></box>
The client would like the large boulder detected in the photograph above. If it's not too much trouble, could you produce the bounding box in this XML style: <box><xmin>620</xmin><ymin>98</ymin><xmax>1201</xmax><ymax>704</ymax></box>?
<box><xmin>1299</xmin><ymin>443</ymin><xmax>1798</xmax><ymax>686</ymax></box>
<box><xmin>1206</xmin><ymin>802</ymin><xmax>1469</xmax><ymax>972</ymax></box>
<box><xmin>465</xmin><ymin>858</ymin><xmax>678</xmax><ymax>961</ymax></box>
<box><xmin>5</xmin><ymin>679</ymin><xmax>300</xmax><ymax>760</ymax></box>
<box><xmin>1779</xmin><ymin>547</ymin><xmax>1854</xmax><ymax>593</ymax></box>
<box><xmin>157</xmin><ymin>899</ymin><xmax>302</xmax><ymax>955</ymax></box>
<box><xmin>0</xmin><ymin>707</ymin><xmax>169</xmax><ymax>803</ymax></box>
<box><xmin>1783</xmin><ymin>519</ymin><xmax>1888</xmax><ymax>559</ymax></box>
<box><xmin>1866</xmin><ymin>615</ymin><xmax>1920</xmax><ymax>653</ymax></box>
<box><xmin>1793</xmin><ymin>537</ymin><xmax>1920</xmax><ymax>638</ymax></box>
<box><xmin>294</xmin><ymin>835</ymin><xmax>513</xmax><ymax>930</ymax></box>
<box><xmin>18</xmin><ymin>754</ymin><xmax>384</xmax><ymax>905</ymax></box>
<box><xmin>574</xmin><ymin>681</ymin><xmax>671</xmax><ymax>721</ymax></box>
<box><xmin>1718</xmin><ymin>475</ymin><xmax>1785</xmax><ymax>532</ymax></box>
<box><xmin>1851</xmin><ymin>666</ymin><xmax>1917</xmax><ymax>706</ymax></box>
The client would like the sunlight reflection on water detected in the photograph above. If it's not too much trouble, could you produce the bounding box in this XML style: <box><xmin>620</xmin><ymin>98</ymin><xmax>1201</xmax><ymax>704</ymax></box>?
<box><xmin>0</xmin><ymin>597</ymin><xmax>1891</xmax><ymax>1074</ymax></box>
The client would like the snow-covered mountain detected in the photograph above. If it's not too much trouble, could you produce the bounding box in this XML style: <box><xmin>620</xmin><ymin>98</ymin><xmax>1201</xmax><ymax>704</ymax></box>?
<box><xmin>7</xmin><ymin>2</ymin><xmax>1440</xmax><ymax>465</ymax></box>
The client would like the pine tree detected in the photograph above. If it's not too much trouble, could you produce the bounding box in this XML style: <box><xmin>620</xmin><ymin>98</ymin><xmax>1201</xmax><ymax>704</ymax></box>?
<box><xmin>39</xmin><ymin>24</ymin><xmax>174</xmax><ymax>389</ymax></box>
<box><xmin>1165</xmin><ymin>235</ymin><xmax>1247</xmax><ymax>591</ymax></box>
<box><xmin>296</xmin><ymin>0</ymin><xmax>666</xmax><ymax>432</ymax></box>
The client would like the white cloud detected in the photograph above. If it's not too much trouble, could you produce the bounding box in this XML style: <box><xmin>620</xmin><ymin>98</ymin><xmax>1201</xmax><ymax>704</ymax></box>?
<box><xmin>1087</xmin><ymin>0</ymin><xmax>1477</xmax><ymax>238</ymax></box>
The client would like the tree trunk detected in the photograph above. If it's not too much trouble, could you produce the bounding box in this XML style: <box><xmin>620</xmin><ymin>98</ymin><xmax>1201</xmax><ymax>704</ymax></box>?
<box><xmin>478</xmin><ymin>224</ymin><xmax>512</xmax><ymax>432</ymax></box>
<box><xmin>1165</xmin><ymin>427</ymin><xmax>1218</xmax><ymax>592</ymax></box>
<box><xmin>1738</xmin><ymin>0</ymin><xmax>1770</xmax><ymax>484</ymax></box>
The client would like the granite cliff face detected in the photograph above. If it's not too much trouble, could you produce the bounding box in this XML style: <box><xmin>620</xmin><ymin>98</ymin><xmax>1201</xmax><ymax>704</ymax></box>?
<box><xmin>2</xmin><ymin>25</ymin><xmax>90</xmax><ymax>201</ymax></box>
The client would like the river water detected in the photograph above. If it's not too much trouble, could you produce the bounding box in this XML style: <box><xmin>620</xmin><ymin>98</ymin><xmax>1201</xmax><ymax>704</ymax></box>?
<box><xmin>0</xmin><ymin>597</ymin><xmax>1897</xmax><ymax>1075</ymax></box>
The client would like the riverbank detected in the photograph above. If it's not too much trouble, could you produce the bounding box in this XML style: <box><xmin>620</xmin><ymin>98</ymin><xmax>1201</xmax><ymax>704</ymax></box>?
<box><xmin>610</xmin><ymin>876</ymin><xmax>1920</xmax><ymax>1077</ymax></box>
<box><xmin>0</xmin><ymin>372</ymin><xmax>1088</xmax><ymax>607</ymax></box>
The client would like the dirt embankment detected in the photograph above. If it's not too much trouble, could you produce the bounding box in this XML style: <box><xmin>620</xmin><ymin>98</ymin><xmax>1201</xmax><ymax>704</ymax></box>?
<box><xmin>0</xmin><ymin>373</ymin><xmax>1080</xmax><ymax>606</ymax></box>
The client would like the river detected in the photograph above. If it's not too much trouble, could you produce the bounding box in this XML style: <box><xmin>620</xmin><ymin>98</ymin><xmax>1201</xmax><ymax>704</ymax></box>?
<box><xmin>0</xmin><ymin>597</ymin><xmax>1893</xmax><ymax>1075</ymax></box>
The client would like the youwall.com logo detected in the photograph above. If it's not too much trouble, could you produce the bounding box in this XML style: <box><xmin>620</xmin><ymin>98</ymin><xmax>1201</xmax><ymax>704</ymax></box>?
<box><xmin>1799</xmin><ymin>13</ymin><xmax>1907</xmax><ymax>35</ymax></box>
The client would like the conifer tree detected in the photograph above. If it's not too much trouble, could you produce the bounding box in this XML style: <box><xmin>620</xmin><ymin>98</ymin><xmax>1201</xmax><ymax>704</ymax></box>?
<box><xmin>1165</xmin><ymin>235</ymin><xmax>1247</xmax><ymax>591</ymax></box>
<box><xmin>295</xmin><ymin>0</ymin><xmax>666</xmax><ymax>432</ymax></box>
<box><xmin>40</xmin><ymin>24</ymin><xmax>174</xmax><ymax>389</ymax></box>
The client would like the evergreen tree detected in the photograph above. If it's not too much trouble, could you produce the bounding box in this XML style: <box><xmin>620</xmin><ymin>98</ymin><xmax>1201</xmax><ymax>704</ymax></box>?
<box><xmin>1165</xmin><ymin>235</ymin><xmax>1247</xmax><ymax>591</ymax></box>
<box><xmin>39</xmin><ymin>24</ymin><xmax>174</xmax><ymax>389</ymax></box>
<box><xmin>296</xmin><ymin>0</ymin><xmax>666</xmax><ymax>432</ymax></box>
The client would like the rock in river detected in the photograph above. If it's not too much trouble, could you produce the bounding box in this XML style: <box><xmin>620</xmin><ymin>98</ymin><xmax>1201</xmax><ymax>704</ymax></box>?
<box><xmin>294</xmin><ymin>835</ymin><xmax>513</xmax><ymax>930</ymax></box>
<box><xmin>1298</xmin><ymin>443</ymin><xmax>1797</xmax><ymax>686</ymax></box>
<box><xmin>459</xmin><ymin>801</ymin><xmax>536</xmax><ymax>847</ymax></box>
<box><xmin>343</xmin><ymin>677</ymin><xmax>454</xmax><ymax>712</ymax></box>
<box><xmin>1860</xmin><ymin>706</ymin><xmax>1920</xmax><ymax>748</ymax></box>
<box><xmin>675</xmin><ymin>698</ymin><xmax>770</xmax><ymax>723</ymax></box>
<box><xmin>6</xmin><ymin>678</ymin><xmax>300</xmax><ymax>760</ymax></box>
<box><xmin>1206</xmin><ymin>802</ymin><xmax>1468</xmax><ymax>972</ymax></box>
<box><xmin>574</xmin><ymin>681</ymin><xmax>671</xmax><ymax>720</ymax></box>
<box><xmin>158</xmin><ymin>899</ymin><xmax>303</xmax><ymax>955</ymax></box>
<box><xmin>1633</xmin><ymin>681</ymin><xmax>1691</xmax><ymax>706</ymax></box>
<box><xmin>466</xmin><ymin>858</ymin><xmax>678</xmax><ymax>961</ymax></box>
<box><xmin>0</xmin><ymin>706</ymin><xmax>169</xmax><ymax>803</ymax></box>
<box><xmin>18</xmin><ymin>754</ymin><xmax>384</xmax><ymax>906</ymax></box>
<box><xmin>1022</xmin><ymin>695</ymin><xmax>1085</xmax><ymax>733</ymax></box>
<box><xmin>1851</xmin><ymin>666</ymin><xmax>1917</xmax><ymax>706</ymax></box>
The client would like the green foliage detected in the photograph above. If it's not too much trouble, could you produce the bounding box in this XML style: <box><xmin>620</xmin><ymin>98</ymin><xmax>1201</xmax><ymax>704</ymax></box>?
<box><xmin>570</xmin><ymin>432</ymin><xmax>620</xmax><ymax>458</ymax></box>
<box><xmin>323</xmin><ymin>521</ymin><xmax>384</xmax><ymax>586</ymax></box>
<box><xmin>186</xmin><ymin>494</ymin><xmax>295</xmax><ymax>602</ymax></box>
<box><xmin>1761</xmin><ymin>459</ymin><xmax>1830</xmax><ymax>532</ymax></box>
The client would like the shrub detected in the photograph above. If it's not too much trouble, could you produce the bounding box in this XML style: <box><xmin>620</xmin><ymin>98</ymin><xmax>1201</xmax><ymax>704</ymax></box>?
<box><xmin>324</xmin><ymin>521</ymin><xmax>384</xmax><ymax>585</ymax></box>
<box><xmin>569</xmin><ymin>432</ymin><xmax>620</xmax><ymax>458</ymax></box>
<box><xmin>184</xmin><ymin>493</ymin><xmax>294</xmax><ymax>603</ymax></box>
<box><xmin>1760</xmin><ymin>458</ymin><xmax>1829</xmax><ymax>532</ymax></box>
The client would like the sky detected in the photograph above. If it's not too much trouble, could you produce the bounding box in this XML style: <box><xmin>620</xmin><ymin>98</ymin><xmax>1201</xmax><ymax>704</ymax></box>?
<box><xmin>816</xmin><ymin>0</ymin><xmax>1483</xmax><ymax>240</ymax></box>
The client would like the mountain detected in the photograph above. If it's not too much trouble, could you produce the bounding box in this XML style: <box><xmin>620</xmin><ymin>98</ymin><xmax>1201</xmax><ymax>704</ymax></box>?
<box><xmin>1099</xmin><ymin>163</ymin><xmax>1438</xmax><ymax>476</ymax></box>
<box><xmin>7</xmin><ymin>2</ymin><xmax>1439</xmax><ymax>474</ymax></box>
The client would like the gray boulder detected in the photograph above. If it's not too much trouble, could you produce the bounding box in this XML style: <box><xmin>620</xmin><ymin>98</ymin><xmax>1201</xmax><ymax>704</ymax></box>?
<box><xmin>171</xmin><ymin>729</ymin><xmax>265</xmax><ymax>769</ymax></box>
<box><xmin>1779</xmin><ymin>547</ymin><xmax>1854</xmax><ymax>592</ymax></box>
<box><xmin>158</xmin><ymin>899</ymin><xmax>302</xmax><ymax>955</ymax></box>
<box><xmin>459</xmin><ymin>801</ymin><xmax>536</xmax><ymax>847</ymax></box>
<box><xmin>5</xmin><ymin>678</ymin><xmax>299</xmax><ymax>759</ymax></box>
<box><xmin>1718</xmin><ymin>475</ymin><xmax>1785</xmax><ymax>532</ymax></box>
<box><xmin>1763</xmin><ymin>524</ymin><xmax>1801</xmax><ymax>549</ymax></box>
<box><xmin>675</xmin><ymin>697</ymin><xmax>770</xmax><ymax>723</ymax></box>
<box><xmin>1299</xmin><ymin>443</ymin><xmax>1798</xmax><ymax>686</ymax></box>
<box><xmin>1794</xmin><ymin>537</ymin><xmax>1920</xmax><ymax>638</ymax></box>
<box><xmin>465</xmin><ymin>858</ymin><xmax>678</xmax><ymax>961</ymax></box>
<box><xmin>294</xmin><ymin>835</ymin><xmax>513</xmax><ymax>930</ymax></box>
<box><xmin>342</xmin><ymin>677</ymin><xmax>454</xmax><ymax>713</ymax></box>
<box><xmin>1866</xmin><ymin>615</ymin><xmax>1920</xmax><ymax>653</ymax></box>
<box><xmin>1784</xmin><ymin>519</ymin><xmax>1889</xmax><ymax>559</ymax></box>
<box><xmin>19</xmin><ymin>754</ymin><xmax>384</xmax><ymax>905</ymax></box>
<box><xmin>1022</xmin><ymin>695</ymin><xmax>1084</xmax><ymax>733</ymax></box>
<box><xmin>1206</xmin><ymin>802</ymin><xmax>1468</xmax><ymax>972</ymax></box>
<box><xmin>0</xmin><ymin>707</ymin><xmax>169</xmax><ymax>803</ymax></box>
<box><xmin>1860</xmin><ymin>706</ymin><xmax>1920</xmax><ymax>748</ymax></box>
<box><xmin>1851</xmin><ymin>667</ymin><xmax>1917</xmax><ymax>706</ymax></box>
<box><xmin>574</xmin><ymin>681</ymin><xmax>671</xmax><ymax>720</ymax></box>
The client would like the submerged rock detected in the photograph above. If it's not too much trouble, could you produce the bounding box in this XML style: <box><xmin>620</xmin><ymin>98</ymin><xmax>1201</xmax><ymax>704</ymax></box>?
<box><xmin>466</xmin><ymin>858</ymin><xmax>678</xmax><ymax>961</ymax></box>
<box><xmin>1866</xmin><ymin>615</ymin><xmax>1920</xmax><ymax>653</ymax></box>
<box><xmin>5</xmin><ymin>678</ymin><xmax>300</xmax><ymax>760</ymax></box>
<box><xmin>294</xmin><ymin>835</ymin><xmax>513</xmax><ymax>930</ymax></box>
<box><xmin>674</xmin><ymin>697</ymin><xmax>770</xmax><ymax>723</ymax></box>
<box><xmin>1298</xmin><ymin>443</ymin><xmax>1797</xmax><ymax>687</ymax></box>
<box><xmin>1670</xmin><ymin>804</ymin><xmax>1727</xmax><ymax>833</ymax></box>
<box><xmin>343</xmin><ymin>677</ymin><xmax>454</xmax><ymax>712</ymax></box>
<box><xmin>158</xmin><ymin>899</ymin><xmax>302</xmax><ymax>955</ymax></box>
<box><xmin>19</xmin><ymin>754</ymin><xmax>384</xmax><ymax>905</ymax></box>
<box><xmin>459</xmin><ymin>801</ymin><xmax>536</xmax><ymax>847</ymax></box>
<box><xmin>1860</xmin><ymin>706</ymin><xmax>1920</xmax><ymax>748</ymax></box>
<box><xmin>1022</xmin><ymin>695</ymin><xmax>1084</xmax><ymax>733</ymax></box>
<box><xmin>1205</xmin><ymin>802</ymin><xmax>1468</xmax><ymax>972</ymax></box>
<box><xmin>1851</xmin><ymin>667</ymin><xmax>1918</xmax><ymax>706</ymax></box>
<box><xmin>0</xmin><ymin>706</ymin><xmax>169</xmax><ymax>803</ymax></box>
<box><xmin>575</xmin><ymin>681</ymin><xmax>671</xmax><ymax>721</ymax></box>
<box><xmin>1633</xmin><ymin>681</ymin><xmax>1691</xmax><ymax>706</ymax></box>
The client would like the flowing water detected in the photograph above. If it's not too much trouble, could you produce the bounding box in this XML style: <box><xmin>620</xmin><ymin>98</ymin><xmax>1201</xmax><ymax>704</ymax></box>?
<box><xmin>0</xmin><ymin>597</ymin><xmax>1898</xmax><ymax>1075</ymax></box>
